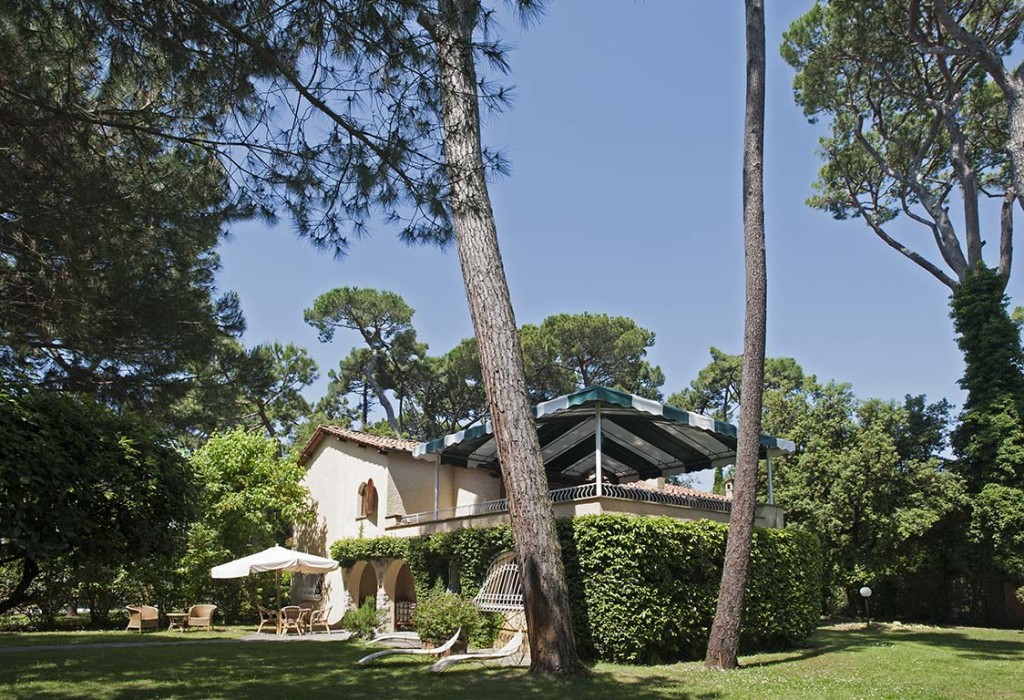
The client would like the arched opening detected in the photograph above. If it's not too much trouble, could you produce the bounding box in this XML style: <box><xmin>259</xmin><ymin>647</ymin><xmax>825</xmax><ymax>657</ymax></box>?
<box><xmin>383</xmin><ymin>560</ymin><xmax>418</xmax><ymax>631</ymax></box>
<box><xmin>475</xmin><ymin>551</ymin><xmax>522</xmax><ymax>613</ymax></box>
<box><xmin>476</xmin><ymin>551</ymin><xmax>526</xmax><ymax>645</ymax></box>
<box><xmin>347</xmin><ymin>561</ymin><xmax>379</xmax><ymax>608</ymax></box>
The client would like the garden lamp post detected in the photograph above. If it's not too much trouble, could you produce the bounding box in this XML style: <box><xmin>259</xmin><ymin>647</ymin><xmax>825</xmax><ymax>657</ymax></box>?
<box><xmin>859</xmin><ymin>586</ymin><xmax>872</xmax><ymax>628</ymax></box>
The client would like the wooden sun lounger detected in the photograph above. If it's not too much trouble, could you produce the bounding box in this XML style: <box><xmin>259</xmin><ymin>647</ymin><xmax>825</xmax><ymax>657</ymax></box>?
<box><xmin>357</xmin><ymin>628</ymin><xmax>462</xmax><ymax>665</ymax></box>
<box><xmin>428</xmin><ymin>632</ymin><xmax>524</xmax><ymax>673</ymax></box>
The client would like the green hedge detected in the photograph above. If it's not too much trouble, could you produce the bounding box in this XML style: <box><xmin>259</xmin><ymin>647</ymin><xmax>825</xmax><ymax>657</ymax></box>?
<box><xmin>330</xmin><ymin>515</ymin><xmax>821</xmax><ymax>664</ymax></box>
<box><xmin>563</xmin><ymin>516</ymin><xmax>822</xmax><ymax>662</ymax></box>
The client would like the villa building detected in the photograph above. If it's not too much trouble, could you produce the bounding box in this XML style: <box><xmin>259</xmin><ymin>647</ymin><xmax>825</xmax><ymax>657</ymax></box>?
<box><xmin>297</xmin><ymin>386</ymin><xmax>795</xmax><ymax>629</ymax></box>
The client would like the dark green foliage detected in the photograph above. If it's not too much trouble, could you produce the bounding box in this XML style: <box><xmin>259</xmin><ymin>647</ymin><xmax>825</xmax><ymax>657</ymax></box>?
<box><xmin>950</xmin><ymin>266</ymin><xmax>1024</xmax><ymax>492</ymax></box>
<box><xmin>340</xmin><ymin>597</ymin><xmax>384</xmax><ymax>639</ymax></box>
<box><xmin>304</xmin><ymin>292</ymin><xmax>668</xmax><ymax>440</ymax></box>
<box><xmin>0</xmin><ymin>389</ymin><xmax>195</xmax><ymax>613</ymax></box>
<box><xmin>712</xmin><ymin>466</ymin><xmax>725</xmax><ymax>495</ymax></box>
<box><xmin>773</xmin><ymin>385</ymin><xmax>966</xmax><ymax>611</ymax></box>
<box><xmin>179</xmin><ymin>430</ymin><xmax>316</xmax><ymax>622</ymax></box>
<box><xmin>331</xmin><ymin>539</ymin><xmax>410</xmax><ymax>567</ymax></box>
<box><xmin>677</xmin><ymin>350</ymin><xmax>965</xmax><ymax>618</ymax></box>
<box><xmin>411</xmin><ymin>592</ymin><xmax>481</xmax><ymax>645</ymax></box>
<box><xmin>425</xmin><ymin>528</ymin><xmax>515</xmax><ymax>599</ymax></box>
<box><xmin>0</xmin><ymin>4</ymin><xmax>247</xmax><ymax>413</ymax></box>
<box><xmin>240</xmin><ymin>343</ymin><xmax>319</xmax><ymax>441</ymax></box>
<box><xmin>949</xmin><ymin>267</ymin><xmax>1024</xmax><ymax>595</ymax></box>
<box><xmin>403</xmin><ymin>339</ymin><xmax>488</xmax><ymax>440</ymax></box>
<box><xmin>520</xmin><ymin>313</ymin><xmax>665</xmax><ymax>401</ymax></box>
<box><xmin>668</xmin><ymin>348</ymin><xmax>809</xmax><ymax>425</ymax></box>
<box><xmin>971</xmin><ymin>484</ymin><xmax>1024</xmax><ymax>581</ymax></box>
<box><xmin>895</xmin><ymin>394</ymin><xmax>953</xmax><ymax>465</ymax></box>
<box><xmin>951</xmin><ymin>266</ymin><xmax>1024</xmax><ymax>412</ymax></box>
<box><xmin>330</xmin><ymin>516</ymin><xmax>821</xmax><ymax>663</ymax></box>
<box><xmin>564</xmin><ymin>516</ymin><xmax>821</xmax><ymax>663</ymax></box>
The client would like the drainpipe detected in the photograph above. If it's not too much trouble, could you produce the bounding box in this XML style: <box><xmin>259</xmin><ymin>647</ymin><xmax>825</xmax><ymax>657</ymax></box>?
<box><xmin>595</xmin><ymin>403</ymin><xmax>603</xmax><ymax>498</ymax></box>
<box><xmin>433</xmin><ymin>455</ymin><xmax>440</xmax><ymax>519</ymax></box>
<box><xmin>766</xmin><ymin>452</ymin><xmax>774</xmax><ymax>505</ymax></box>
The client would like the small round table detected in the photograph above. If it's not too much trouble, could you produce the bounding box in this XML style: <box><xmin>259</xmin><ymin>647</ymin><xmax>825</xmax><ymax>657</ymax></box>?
<box><xmin>166</xmin><ymin>612</ymin><xmax>188</xmax><ymax>633</ymax></box>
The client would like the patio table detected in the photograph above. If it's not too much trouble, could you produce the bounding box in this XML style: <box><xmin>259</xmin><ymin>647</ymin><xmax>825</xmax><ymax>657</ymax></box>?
<box><xmin>166</xmin><ymin>612</ymin><xmax>188</xmax><ymax>633</ymax></box>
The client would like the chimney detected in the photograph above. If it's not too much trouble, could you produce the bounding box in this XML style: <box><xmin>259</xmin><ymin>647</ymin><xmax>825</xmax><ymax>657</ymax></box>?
<box><xmin>724</xmin><ymin>477</ymin><xmax>735</xmax><ymax>500</ymax></box>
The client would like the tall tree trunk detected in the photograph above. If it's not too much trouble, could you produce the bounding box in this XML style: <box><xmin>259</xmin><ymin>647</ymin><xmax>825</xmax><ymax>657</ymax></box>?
<box><xmin>423</xmin><ymin>0</ymin><xmax>583</xmax><ymax>675</ymax></box>
<box><xmin>0</xmin><ymin>554</ymin><xmax>39</xmax><ymax>614</ymax></box>
<box><xmin>363</xmin><ymin>351</ymin><xmax>400</xmax><ymax>432</ymax></box>
<box><xmin>705</xmin><ymin>0</ymin><xmax>767</xmax><ymax>670</ymax></box>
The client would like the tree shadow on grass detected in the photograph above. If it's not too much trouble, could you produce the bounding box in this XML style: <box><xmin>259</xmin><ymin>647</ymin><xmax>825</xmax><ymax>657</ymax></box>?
<box><xmin>746</xmin><ymin>624</ymin><xmax>1024</xmax><ymax>669</ymax></box>
<box><xmin>1</xmin><ymin>639</ymin><xmax>723</xmax><ymax>700</ymax></box>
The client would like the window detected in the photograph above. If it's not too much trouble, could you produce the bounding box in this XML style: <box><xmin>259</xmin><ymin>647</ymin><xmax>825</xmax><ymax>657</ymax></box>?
<box><xmin>357</xmin><ymin>479</ymin><xmax>378</xmax><ymax>518</ymax></box>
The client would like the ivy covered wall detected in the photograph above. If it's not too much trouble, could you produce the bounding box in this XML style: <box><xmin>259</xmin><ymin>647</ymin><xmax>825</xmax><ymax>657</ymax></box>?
<box><xmin>331</xmin><ymin>514</ymin><xmax>821</xmax><ymax>664</ymax></box>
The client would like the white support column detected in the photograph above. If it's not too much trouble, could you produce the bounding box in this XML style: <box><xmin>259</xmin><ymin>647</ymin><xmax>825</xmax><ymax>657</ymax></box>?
<box><xmin>766</xmin><ymin>452</ymin><xmax>774</xmax><ymax>505</ymax></box>
<box><xmin>433</xmin><ymin>456</ymin><xmax>440</xmax><ymax>519</ymax></box>
<box><xmin>595</xmin><ymin>404</ymin><xmax>604</xmax><ymax>498</ymax></box>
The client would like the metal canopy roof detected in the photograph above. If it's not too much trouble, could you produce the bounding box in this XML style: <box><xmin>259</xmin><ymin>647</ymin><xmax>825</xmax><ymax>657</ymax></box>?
<box><xmin>412</xmin><ymin>386</ymin><xmax>796</xmax><ymax>482</ymax></box>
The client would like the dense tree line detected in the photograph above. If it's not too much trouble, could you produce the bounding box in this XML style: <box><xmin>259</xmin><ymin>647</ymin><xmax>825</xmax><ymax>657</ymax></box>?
<box><xmin>304</xmin><ymin>285</ymin><xmax>666</xmax><ymax>440</ymax></box>
<box><xmin>674</xmin><ymin>339</ymin><xmax>1024</xmax><ymax>625</ymax></box>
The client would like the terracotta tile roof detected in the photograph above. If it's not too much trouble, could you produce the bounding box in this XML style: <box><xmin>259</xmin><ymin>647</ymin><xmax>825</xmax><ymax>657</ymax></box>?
<box><xmin>297</xmin><ymin>426</ymin><xmax>418</xmax><ymax>465</ymax></box>
<box><xmin>619</xmin><ymin>480</ymin><xmax>731</xmax><ymax>503</ymax></box>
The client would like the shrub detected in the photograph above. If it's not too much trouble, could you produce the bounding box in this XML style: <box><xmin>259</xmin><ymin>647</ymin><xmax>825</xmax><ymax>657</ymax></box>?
<box><xmin>411</xmin><ymin>592</ymin><xmax>481</xmax><ymax>645</ymax></box>
<box><xmin>341</xmin><ymin>596</ymin><xmax>383</xmax><ymax>639</ymax></box>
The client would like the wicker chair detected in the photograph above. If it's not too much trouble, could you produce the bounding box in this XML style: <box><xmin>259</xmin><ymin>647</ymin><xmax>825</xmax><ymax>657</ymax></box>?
<box><xmin>125</xmin><ymin>605</ymin><xmax>159</xmax><ymax>633</ymax></box>
<box><xmin>186</xmin><ymin>604</ymin><xmax>217</xmax><ymax>631</ymax></box>
<box><xmin>279</xmin><ymin>606</ymin><xmax>304</xmax><ymax>635</ymax></box>
<box><xmin>308</xmin><ymin>606</ymin><xmax>332</xmax><ymax>635</ymax></box>
<box><xmin>257</xmin><ymin>605</ymin><xmax>280</xmax><ymax>634</ymax></box>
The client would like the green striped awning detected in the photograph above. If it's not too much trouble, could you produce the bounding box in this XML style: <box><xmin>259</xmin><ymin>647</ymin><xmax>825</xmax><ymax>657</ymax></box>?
<box><xmin>412</xmin><ymin>386</ymin><xmax>795</xmax><ymax>482</ymax></box>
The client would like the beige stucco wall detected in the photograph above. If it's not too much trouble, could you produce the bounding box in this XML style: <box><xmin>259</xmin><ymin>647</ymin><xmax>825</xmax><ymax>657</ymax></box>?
<box><xmin>302</xmin><ymin>439</ymin><xmax>454</xmax><ymax>623</ymax></box>
<box><xmin>302</xmin><ymin>437</ymin><xmax>393</xmax><ymax>542</ymax></box>
<box><xmin>453</xmin><ymin>466</ymin><xmax>503</xmax><ymax>506</ymax></box>
<box><xmin>387</xmin><ymin>452</ymin><xmax>453</xmax><ymax>519</ymax></box>
<box><xmin>302</xmin><ymin>437</ymin><xmax>414</xmax><ymax>623</ymax></box>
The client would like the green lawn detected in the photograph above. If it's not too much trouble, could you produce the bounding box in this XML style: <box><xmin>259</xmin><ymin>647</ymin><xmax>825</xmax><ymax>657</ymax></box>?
<box><xmin>0</xmin><ymin>623</ymin><xmax>1021</xmax><ymax>699</ymax></box>
<box><xmin>0</xmin><ymin>626</ymin><xmax>250</xmax><ymax>648</ymax></box>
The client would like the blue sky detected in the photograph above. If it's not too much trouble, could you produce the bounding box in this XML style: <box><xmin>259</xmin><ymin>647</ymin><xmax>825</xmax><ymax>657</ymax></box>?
<box><xmin>217</xmin><ymin>1</ymin><xmax>1018</xmax><ymax>428</ymax></box>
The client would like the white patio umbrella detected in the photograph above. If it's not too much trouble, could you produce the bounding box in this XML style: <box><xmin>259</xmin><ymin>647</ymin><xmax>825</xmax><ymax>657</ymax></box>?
<box><xmin>210</xmin><ymin>545</ymin><xmax>339</xmax><ymax>609</ymax></box>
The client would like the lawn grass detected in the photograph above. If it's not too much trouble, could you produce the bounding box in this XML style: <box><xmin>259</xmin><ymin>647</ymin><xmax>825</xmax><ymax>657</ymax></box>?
<box><xmin>0</xmin><ymin>623</ymin><xmax>1020</xmax><ymax>699</ymax></box>
<box><xmin>0</xmin><ymin>626</ymin><xmax>250</xmax><ymax>648</ymax></box>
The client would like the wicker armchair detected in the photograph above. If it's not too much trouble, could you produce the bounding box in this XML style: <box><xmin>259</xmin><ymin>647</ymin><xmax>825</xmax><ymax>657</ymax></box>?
<box><xmin>187</xmin><ymin>604</ymin><xmax>217</xmax><ymax>630</ymax></box>
<box><xmin>257</xmin><ymin>605</ymin><xmax>279</xmax><ymax>634</ymax></box>
<box><xmin>279</xmin><ymin>606</ymin><xmax>304</xmax><ymax>635</ymax></box>
<box><xmin>308</xmin><ymin>606</ymin><xmax>332</xmax><ymax>635</ymax></box>
<box><xmin>125</xmin><ymin>605</ymin><xmax>159</xmax><ymax>633</ymax></box>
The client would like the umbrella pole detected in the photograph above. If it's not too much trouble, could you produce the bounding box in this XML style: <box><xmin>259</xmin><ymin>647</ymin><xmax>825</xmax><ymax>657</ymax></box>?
<box><xmin>276</xmin><ymin>570</ymin><xmax>281</xmax><ymax>610</ymax></box>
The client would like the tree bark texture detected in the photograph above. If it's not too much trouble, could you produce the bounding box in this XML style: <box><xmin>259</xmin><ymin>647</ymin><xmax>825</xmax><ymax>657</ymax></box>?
<box><xmin>705</xmin><ymin>0</ymin><xmax>767</xmax><ymax>671</ymax></box>
<box><xmin>363</xmin><ymin>349</ymin><xmax>400</xmax><ymax>433</ymax></box>
<box><xmin>427</xmin><ymin>0</ymin><xmax>583</xmax><ymax>675</ymax></box>
<box><xmin>0</xmin><ymin>555</ymin><xmax>39</xmax><ymax>614</ymax></box>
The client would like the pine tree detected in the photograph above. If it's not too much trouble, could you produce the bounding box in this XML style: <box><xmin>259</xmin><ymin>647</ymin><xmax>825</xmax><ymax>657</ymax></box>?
<box><xmin>705</xmin><ymin>0</ymin><xmax>767</xmax><ymax>670</ymax></box>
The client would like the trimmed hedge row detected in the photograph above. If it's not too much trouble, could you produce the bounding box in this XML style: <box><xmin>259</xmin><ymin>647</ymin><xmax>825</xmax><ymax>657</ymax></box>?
<box><xmin>330</xmin><ymin>515</ymin><xmax>821</xmax><ymax>663</ymax></box>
